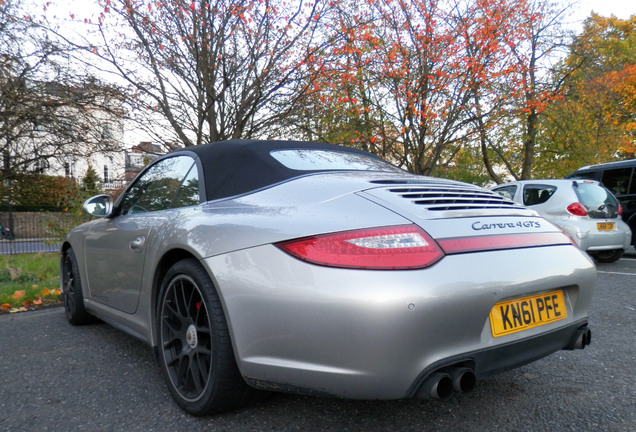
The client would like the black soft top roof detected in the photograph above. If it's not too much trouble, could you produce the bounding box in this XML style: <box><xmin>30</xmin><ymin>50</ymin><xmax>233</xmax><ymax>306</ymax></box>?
<box><xmin>174</xmin><ymin>139</ymin><xmax>398</xmax><ymax>201</ymax></box>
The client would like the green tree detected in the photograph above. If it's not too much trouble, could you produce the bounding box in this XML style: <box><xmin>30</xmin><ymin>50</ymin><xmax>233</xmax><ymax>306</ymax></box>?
<box><xmin>291</xmin><ymin>0</ymin><xmax>570</xmax><ymax>180</ymax></box>
<box><xmin>473</xmin><ymin>0</ymin><xmax>575</xmax><ymax>182</ymax></box>
<box><xmin>81</xmin><ymin>165</ymin><xmax>102</xmax><ymax>197</ymax></box>
<box><xmin>536</xmin><ymin>14</ymin><xmax>636</xmax><ymax>178</ymax></box>
<box><xmin>431</xmin><ymin>146</ymin><xmax>493</xmax><ymax>187</ymax></box>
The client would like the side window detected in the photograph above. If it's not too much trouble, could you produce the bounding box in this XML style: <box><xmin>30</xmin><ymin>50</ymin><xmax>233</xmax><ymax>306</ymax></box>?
<box><xmin>171</xmin><ymin>165</ymin><xmax>200</xmax><ymax>208</ymax></box>
<box><xmin>492</xmin><ymin>185</ymin><xmax>517</xmax><ymax>200</ymax></box>
<box><xmin>569</xmin><ymin>170</ymin><xmax>598</xmax><ymax>181</ymax></box>
<box><xmin>601</xmin><ymin>168</ymin><xmax>633</xmax><ymax>196</ymax></box>
<box><xmin>120</xmin><ymin>156</ymin><xmax>197</xmax><ymax>215</ymax></box>
<box><xmin>523</xmin><ymin>184</ymin><xmax>556</xmax><ymax>206</ymax></box>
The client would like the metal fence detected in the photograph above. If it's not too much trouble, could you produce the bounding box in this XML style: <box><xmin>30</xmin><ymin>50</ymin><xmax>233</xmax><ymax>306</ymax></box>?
<box><xmin>0</xmin><ymin>211</ymin><xmax>77</xmax><ymax>255</ymax></box>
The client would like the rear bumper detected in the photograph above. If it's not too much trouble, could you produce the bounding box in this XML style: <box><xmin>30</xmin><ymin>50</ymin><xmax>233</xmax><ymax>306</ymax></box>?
<box><xmin>407</xmin><ymin>319</ymin><xmax>589</xmax><ymax>397</ymax></box>
<box><xmin>562</xmin><ymin>219</ymin><xmax>632</xmax><ymax>251</ymax></box>
<box><xmin>205</xmin><ymin>243</ymin><xmax>596</xmax><ymax>400</ymax></box>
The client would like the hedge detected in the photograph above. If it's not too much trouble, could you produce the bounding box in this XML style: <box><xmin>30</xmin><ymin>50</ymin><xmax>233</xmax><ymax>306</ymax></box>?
<box><xmin>0</xmin><ymin>174</ymin><xmax>78</xmax><ymax>209</ymax></box>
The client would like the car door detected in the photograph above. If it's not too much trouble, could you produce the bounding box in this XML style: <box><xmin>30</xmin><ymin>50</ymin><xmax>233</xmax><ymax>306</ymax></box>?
<box><xmin>83</xmin><ymin>155</ymin><xmax>200</xmax><ymax>313</ymax></box>
<box><xmin>601</xmin><ymin>167</ymin><xmax>636</xmax><ymax>228</ymax></box>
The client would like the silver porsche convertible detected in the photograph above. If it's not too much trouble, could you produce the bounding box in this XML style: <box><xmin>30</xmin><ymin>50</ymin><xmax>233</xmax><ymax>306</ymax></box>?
<box><xmin>61</xmin><ymin>140</ymin><xmax>596</xmax><ymax>415</ymax></box>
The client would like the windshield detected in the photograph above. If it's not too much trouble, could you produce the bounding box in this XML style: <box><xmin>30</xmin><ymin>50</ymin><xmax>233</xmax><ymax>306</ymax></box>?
<box><xmin>573</xmin><ymin>182</ymin><xmax>620</xmax><ymax>218</ymax></box>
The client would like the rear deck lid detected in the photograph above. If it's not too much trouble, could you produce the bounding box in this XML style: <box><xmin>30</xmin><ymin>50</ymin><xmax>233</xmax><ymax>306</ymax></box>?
<box><xmin>359</xmin><ymin>179</ymin><xmax>531</xmax><ymax>219</ymax></box>
<box><xmin>358</xmin><ymin>179</ymin><xmax>570</xmax><ymax>249</ymax></box>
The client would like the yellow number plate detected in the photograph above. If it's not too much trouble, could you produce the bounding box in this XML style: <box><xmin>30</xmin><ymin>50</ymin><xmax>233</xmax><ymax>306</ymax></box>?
<box><xmin>490</xmin><ymin>290</ymin><xmax>567</xmax><ymax>337</ymax></box>
<box><xmin>597</xmin><ymin>222</ymin><xmax>615</xmax><ymax>231</ymax></box>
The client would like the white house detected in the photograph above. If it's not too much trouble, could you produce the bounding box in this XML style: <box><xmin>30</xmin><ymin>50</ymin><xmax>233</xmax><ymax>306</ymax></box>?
<box><xmin>7</xmin><ymin>80</ymin><xmax>170</xmax><ymax>191</ymax></box>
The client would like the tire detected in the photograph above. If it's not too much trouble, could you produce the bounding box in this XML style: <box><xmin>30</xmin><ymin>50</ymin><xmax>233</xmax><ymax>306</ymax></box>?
<box><xmin>590</xmin><ymin>249</ymin><xmax>624</xmax><ymax>263</ymax></box>
<box><xmin>61</xmin><ymin>248</ymin><xmax>96</xmax><ymax>325</ymax></box>
<box><xmin>156</xmin><ymin>259</ymin><xmax>256</xmax><ymax>416</ymax></box>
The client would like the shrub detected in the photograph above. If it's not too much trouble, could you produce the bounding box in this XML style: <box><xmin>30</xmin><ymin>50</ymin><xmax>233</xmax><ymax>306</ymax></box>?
<box><xmin>0</xmin><ymin>174</ymin><xmax>78</xmax><ymax>210</ymax></box>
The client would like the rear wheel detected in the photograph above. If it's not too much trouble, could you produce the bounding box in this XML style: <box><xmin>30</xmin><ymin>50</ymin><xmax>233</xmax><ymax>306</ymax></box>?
<box><xmin>590</xmin><ymin>249</ymin><xmax>624</xmax><ymax>263</ymax></box>
<box><xmin>61</xmin><ymin>248</ymin><xmax>96</xmax><ymax>325</ymax></box>
<box><xmin>157</xmin><ymin>259</ymin><xmax>255</xmax><ymax>416</ymax></box>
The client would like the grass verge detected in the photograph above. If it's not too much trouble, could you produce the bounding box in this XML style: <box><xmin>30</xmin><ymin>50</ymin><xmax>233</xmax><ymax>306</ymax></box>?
<box><xmin>0</xmin><ymin>252</ymin><xmax>61</xmax><ymax>313</ymax></box>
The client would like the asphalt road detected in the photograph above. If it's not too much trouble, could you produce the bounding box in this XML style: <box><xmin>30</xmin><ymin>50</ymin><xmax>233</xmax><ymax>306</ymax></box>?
<box><xmin>1</xmin><ymin>254</ymin><xmax>634</xmax><ymax>432</ymax></box>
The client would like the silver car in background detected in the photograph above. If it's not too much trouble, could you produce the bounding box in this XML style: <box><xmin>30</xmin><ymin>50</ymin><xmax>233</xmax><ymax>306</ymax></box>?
<box><xmin>62</xmin><ymin>140</ymin><xmax>596</xmax><ymax>416</ymax></box>
<box><xmin>492</xmin><ymin>179</ymin><xmax>631</xmax><ymax>263</ymax></box>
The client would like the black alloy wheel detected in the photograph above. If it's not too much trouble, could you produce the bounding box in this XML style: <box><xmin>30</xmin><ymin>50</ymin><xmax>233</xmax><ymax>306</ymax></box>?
<box><xmin>160</xmin><ymin>273</ymin><xmax>212</xmax><ymax>401</ymax></box>
<box><xmin>61</xmin><ymin>248</ymin><xmax>95</xmax><ymax>325</ymax></box>
<box><xmin>157</xmin><ymin>259</ymin><xmax>255</xmax><ymax>416</ymax></box>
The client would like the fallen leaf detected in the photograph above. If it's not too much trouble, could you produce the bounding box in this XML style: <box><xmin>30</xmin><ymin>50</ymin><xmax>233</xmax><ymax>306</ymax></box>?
<box><xmin>33</xmin><ymin>298</ymin><xmax>43</xmax><ymax>305</ymax></box>
<box><xmin>1</xmin><ymin>303</ymin><xmax>11</xmax><ymax>309</ymax></box>
<box><xmin>53</xmin><ymin>289</ymin><xmax>61</xmax><ymax>296</ymax></box>
<box><xmin>42</xmin><ymin>288</ymin><xmax>50</xmax><ymax>296</ymax></box>
<box><xmin>12</xmin><ymin>290</ymin><xmax>25</xmax><ymax>300</ymax></box>
<box><xmin>9</xmin><ymin>267</ymin><xmax>19</xmax><ymax>280</ymax></box>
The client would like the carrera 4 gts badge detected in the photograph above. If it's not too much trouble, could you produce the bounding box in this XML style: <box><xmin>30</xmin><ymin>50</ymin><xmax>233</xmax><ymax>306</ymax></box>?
<box><xmin>472</xmin><ymin>220</ymin><xmax>542</xmax><ymax>231</ymax></box>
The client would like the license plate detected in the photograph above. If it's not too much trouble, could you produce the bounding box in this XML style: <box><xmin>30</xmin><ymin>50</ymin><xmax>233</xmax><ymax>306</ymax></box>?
<box><xmin>489</xmin><ymin>290</ymin><xmax>567</xmax><ymax>337</ymax></box>
<box><xmin>597</xmin><ymin>222</ymin><xmax>615</xmax><ymax>231</ymax></box>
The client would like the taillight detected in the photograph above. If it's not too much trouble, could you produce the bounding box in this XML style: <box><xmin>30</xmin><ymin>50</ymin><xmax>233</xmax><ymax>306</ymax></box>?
<box><xmin>618</xmin><ymin>204</ymin><xmax>623</xmax><ymax>216</ymax></box>
<box><xmin>566</xmin><ymin>202</ymin><xmax>588</xmax><ymax>216</ymax></box>
<box><xmin>277</xmin><ymin>225</ymin><xmax>444</xmax><ymax>270</ymax></box>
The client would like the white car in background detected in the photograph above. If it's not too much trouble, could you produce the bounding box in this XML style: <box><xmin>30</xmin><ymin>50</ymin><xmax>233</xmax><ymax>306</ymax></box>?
<box><xmin>492</xmin><ymin>179</ymin><xmax>632</xmax><ymax>263</ymax></box>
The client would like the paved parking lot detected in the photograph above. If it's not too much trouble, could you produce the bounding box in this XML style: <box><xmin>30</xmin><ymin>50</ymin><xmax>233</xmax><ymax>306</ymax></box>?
<box><xmin>0</xmin><ymin>253</ymin><xmax>634</xmax><ymax>432</ymax></box>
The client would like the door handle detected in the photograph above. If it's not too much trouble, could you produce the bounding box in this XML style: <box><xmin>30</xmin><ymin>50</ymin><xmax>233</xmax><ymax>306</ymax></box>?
<box><xmin>129</xmin><ymin>236</ymin><xmax>146</xmax><ymax>253</ymax></box>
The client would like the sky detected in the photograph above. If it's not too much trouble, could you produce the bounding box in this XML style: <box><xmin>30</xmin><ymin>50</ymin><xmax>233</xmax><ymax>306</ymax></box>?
<box><xmin>572</xmin><ymin>0</ymin><xmax>634</xmax><ymax>25</ymax></box>
<box><xmin>31</xmin><ymin>0</ymin><xmax>633</xmax><ymax>150</ymax></box>
<box><xmin>40</xmin><ymin>0</ymin><xmax>635</xmax><ymax>31</ymax></box>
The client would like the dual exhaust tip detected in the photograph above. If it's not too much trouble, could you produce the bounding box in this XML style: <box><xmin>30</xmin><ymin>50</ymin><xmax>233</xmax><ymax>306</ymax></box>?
<box><xmin>419</xmin><ymin>326</ymin><xmax>592</xmax><ymax>399</ymax></box>
<box><xmin>417</xmin><ymin>367</ymin><xmax>476</xmax><ymax>400</ymax></box>
<box><xmin>564</xmin><ymin>326</ymin><xmax>592</xmax><ymax>350</ymax></box>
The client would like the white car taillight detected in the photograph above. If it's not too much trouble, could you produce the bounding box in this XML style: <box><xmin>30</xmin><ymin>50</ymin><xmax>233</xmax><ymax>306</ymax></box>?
<box><xmin>567</xmin><ymin>202</ymin><xmax>588</xmax><ymax>216</ymax></box>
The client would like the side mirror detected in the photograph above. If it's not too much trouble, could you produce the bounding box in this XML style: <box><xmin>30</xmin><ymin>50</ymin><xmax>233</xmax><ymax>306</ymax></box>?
<box><xmin>82</xmin><ymin>194</ymin><xmax>114</xmax><ymax>217</ymax></box>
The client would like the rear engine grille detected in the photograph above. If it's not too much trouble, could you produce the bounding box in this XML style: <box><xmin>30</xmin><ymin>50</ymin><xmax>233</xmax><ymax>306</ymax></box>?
<box><xmin>385</xmin><ymin>185</ymin><xmax>524</xmax><ymax>211</ymax></box>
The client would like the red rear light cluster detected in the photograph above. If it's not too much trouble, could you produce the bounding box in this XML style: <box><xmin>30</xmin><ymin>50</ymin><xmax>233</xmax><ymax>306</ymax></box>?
<box><xmin>618</xmin><ymin>204</ymin><xmax>623</xmax><ymax>216</ymax></box>
<box><xmin>277</xmin><ymin>225</ymin><xmax>444</xmax><ymax>270</ymax></box>
<box><xmin>279</xmin><ymin>224</ymin><xmax>577</xmax><ymax>270</ymax></box>
<box><xmin>566</xmin><ymin>202</ymin><xmax>588</xmax><ymax>216</ymax></box>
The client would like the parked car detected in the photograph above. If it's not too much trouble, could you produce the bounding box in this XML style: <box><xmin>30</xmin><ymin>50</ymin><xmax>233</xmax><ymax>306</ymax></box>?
<box><xmin>62</xmin><ymin>140</ymin><xmax>596</xmax><ymax>416</ymax></box>
<box><xmin>566</xmin><ymin>159</ymin><xmax>636</xmax><ymax>247</ymax></box>
<box><xmin>492</xmin><ymin>179</ymin><xmax>631</xmax><ymax>263</ymax></box>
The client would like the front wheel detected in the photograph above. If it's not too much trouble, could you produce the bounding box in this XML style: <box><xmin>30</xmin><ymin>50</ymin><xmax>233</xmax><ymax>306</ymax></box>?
<box><xmin>61</xmin><ymin>248</ymin><xmax>96</xmax><ymax>325</ymax></box>
<box><xmin>590</xmin><ymin>249</ymin><xmax>624</xmax><ymax>263</ymax></box>
<box><xmin>157</xmin><ymin>259</ymin><xmax>255</xmax><ymax>416</ymax></box>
